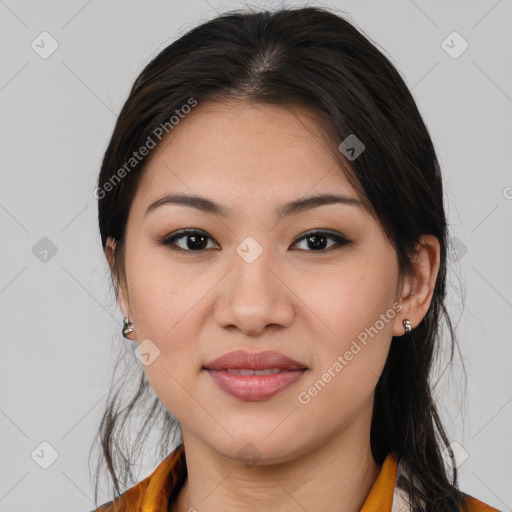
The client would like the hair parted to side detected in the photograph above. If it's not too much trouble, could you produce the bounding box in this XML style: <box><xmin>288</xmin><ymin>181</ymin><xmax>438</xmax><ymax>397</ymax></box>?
<box><xmin>91</xmin><ymin>6</ymin><xmax>469</xmax><ymax>511</ymax></box>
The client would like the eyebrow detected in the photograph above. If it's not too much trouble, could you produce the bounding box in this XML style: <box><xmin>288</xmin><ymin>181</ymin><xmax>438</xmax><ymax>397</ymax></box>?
<box><xmin>145</xmin><ymin>192</ymin><xmax>362</xmax><ymax>219</ymax></box>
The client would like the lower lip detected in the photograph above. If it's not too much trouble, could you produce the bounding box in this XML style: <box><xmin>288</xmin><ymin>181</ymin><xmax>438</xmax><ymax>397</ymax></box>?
<box><xmin>205</xmin><ymin>369</ymin><xmax>306</xmax><ymax>401</ymax></box>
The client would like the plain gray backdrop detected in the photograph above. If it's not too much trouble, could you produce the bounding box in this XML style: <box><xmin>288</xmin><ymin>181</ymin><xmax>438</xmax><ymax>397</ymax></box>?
<box><xmin>0</xmin><ymin>1</ymin><xmax>511</xmax><ymax>511</ymax></box>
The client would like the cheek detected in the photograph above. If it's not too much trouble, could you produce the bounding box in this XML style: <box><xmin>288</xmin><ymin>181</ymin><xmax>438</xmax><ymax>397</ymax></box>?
<box><xmin>296</xmin><ymin>251</ymin><xmax>398</xmax><ymax>406</ymax></box>
<box><xmin>127</xmin><ymin>246</ymin><xmax>201</xmax><ymax>339</ymax></box>
<box><xmin>125</xmin><ymin>252</ymin><xmax>206</xmax><ymax>397</ymax></box>
<box><xmin>301</xmin><ymin>255</ymin><xmax>399</xmax><ymax>346</ymax></box>
<box><xmin>296</xmin><ymin>290</ymin><xmax>395</xmax><ymax>428</ymax></box>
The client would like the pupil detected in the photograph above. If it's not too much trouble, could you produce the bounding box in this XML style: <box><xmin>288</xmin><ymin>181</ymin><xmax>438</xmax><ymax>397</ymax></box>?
<box><xmin>308</xmin><ymin>235</ymin><xmax>326</xmax><ymax>250</ymax></box>
<box><xmin>188</xmin><ymin>234</ymin><xmax>207</xmax><ymax>250</ymax></box>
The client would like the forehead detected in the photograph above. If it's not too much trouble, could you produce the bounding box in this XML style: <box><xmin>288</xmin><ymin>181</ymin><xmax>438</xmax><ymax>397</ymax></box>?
<box><xmin>133</xmin><ymin>100</ymin><xmax>360</xmax><ymax>211</ymax></box>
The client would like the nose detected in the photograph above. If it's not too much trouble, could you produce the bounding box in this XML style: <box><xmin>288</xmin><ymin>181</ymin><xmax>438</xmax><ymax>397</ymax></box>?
<box><xmin>213</xmin><ymin>242</ymin><xmax>296</xmax><ymax>337</ymax></box>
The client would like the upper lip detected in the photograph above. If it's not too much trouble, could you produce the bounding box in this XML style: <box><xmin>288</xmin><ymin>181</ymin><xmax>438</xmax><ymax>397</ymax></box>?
<box><xmin>203</xmin><ymin>349</ymin><xmax>307</xmax><ymax>371</ymax></box>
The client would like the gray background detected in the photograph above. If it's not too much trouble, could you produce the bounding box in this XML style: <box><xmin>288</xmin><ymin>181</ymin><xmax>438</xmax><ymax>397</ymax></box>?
<box><xmin>0</xmin><ymin>0</ymin><xmax>510</xmax><ymax>510</ymax></box>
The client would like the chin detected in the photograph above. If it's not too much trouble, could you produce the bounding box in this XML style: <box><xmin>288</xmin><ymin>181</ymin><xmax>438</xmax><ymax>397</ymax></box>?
<box><xmin>210</xmin><ymin>434</ymin><xmax>305</xmax><ymax>466</ymax></box>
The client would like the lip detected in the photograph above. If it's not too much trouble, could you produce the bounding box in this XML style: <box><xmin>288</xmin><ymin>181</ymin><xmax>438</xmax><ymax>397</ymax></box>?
<box><xmin>203</xmin><ymin>349</ymin><xmax>307</xmax><ymax>371</ymax></box>
<box><xmin>205</xmin><ymin>369</ymin><xmax>306</xmax><ymax>401</ymax></box>
<box><xmin>203</xmin><ymin>349</ymin><xmax>308</xmax><ymax>402</ymax></box>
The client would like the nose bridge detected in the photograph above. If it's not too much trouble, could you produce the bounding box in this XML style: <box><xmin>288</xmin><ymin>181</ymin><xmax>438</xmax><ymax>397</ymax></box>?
<box><xmin>215</xmin><ymin>233</ymin><xmax>294</xmax><ymax>334</ymax></box>
<box><xmin>232</xmin><ymin>233</ymin><xmax>279</xmax><ymax>301</ymax></box>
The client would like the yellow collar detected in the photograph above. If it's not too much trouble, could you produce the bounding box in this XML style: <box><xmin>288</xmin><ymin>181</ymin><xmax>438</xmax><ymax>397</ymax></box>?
<box><xmin>94</xmin><ymin>444</ymin><xmax>497</xmax><ymax>512</ymax></box>
<box><xmin>139</xmin><ymin>445</ymin><xmax>397</xmax><ymax>512</ymax></box>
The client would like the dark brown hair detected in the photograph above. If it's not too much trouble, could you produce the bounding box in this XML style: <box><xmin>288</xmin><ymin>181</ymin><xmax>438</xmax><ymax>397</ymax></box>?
<box><xmin>91</xmin><ymin>6</ymin><xmax>469</xmax><ymax>511</ymax></box>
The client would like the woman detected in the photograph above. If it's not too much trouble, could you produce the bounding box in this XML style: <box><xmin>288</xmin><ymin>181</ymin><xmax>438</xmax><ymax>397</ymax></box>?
<box><xmin>89</xmin><ymin>6</ymin><xmax>499</xmax><ymax>512</ymax></box>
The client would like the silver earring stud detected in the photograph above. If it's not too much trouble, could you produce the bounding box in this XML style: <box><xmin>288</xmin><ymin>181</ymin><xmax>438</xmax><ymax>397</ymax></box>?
<box><xmin>402</xmin><ymin>318</ymin><xmax>412</xmax><ymax>334</ymax></box>
<box><xmin>122</xmin><ymin>317</ymin><xmax>134</xmax><ymax>338</ymax></box>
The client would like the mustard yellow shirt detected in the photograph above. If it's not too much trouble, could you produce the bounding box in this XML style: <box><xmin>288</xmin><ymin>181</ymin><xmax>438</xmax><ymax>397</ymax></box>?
<box><xmin>92</xmin><ymin>444</ymin><xmax>500</xmax><ymax>512</ymax></box>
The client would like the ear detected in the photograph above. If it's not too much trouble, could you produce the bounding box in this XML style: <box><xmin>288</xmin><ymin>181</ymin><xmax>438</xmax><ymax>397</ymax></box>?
<box><xmin>105</xmin><ymin>237</ymin><xmax>136</xmax><ymax>340</ymax></box>
<box><xmin>392</xmin><ymin>234</ymin><xmax>441</xmax><ymax>336</ymax></box>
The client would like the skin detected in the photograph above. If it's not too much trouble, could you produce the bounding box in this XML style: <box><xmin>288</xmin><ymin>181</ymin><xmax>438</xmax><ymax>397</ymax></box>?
<box><xmin>106</xmin><ymin>100</ymin><xmax>440</xmax><ymax>512</ymax></box>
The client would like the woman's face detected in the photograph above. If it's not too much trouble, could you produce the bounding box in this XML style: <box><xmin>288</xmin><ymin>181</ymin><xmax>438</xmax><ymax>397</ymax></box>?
<box><xmin>114</xmin><ymin>100</ymin><xmax>406</xmax><ymax>463</ymax></box>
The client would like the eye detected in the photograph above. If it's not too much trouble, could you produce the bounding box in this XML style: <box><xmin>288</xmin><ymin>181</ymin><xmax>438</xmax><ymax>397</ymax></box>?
<box><xmin>160</xmin><ymin>229</ymin><xmax>220</xmax><ymax>252</ymax></box>
<box><xmin>291</xmin><ymin>230</ymin><xmax>351</xmax><ymax>252</ymax></box>
<box><xmin>159</xmin><ymin>229</ymin><xmax>351</xmax><ymax>253</ymax></box>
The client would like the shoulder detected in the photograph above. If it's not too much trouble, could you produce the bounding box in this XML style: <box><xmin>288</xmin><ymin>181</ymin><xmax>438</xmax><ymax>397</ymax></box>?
<box><xmin>462</xmin><ymin>493</ymin><xmax>502</xmax><ymax>512</ymax></box>
<box><xmin>89</xmin><ymin>475</ymin><xmax>151</xmax><ymax>512</ymax></box>
<box><xmin>88</xmin><ymin>444</ymin><xmax>186</xmax><ymax>512</ymax></box>
<box><xmin>394</xmin><ymin>456</ymin><xmax>500</xmax><ymax>512</ymax></box>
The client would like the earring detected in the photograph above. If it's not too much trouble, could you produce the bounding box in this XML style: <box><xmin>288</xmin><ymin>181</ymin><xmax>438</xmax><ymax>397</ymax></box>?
<box><xmin>122</xmin><ymin>317</ymin><xmax>134</xmax><ymax>338</ymax></box>
<box><xmin>402</xmin><ymin>318</ymin><xmax>412</xmax><ymax>334</ymax></box>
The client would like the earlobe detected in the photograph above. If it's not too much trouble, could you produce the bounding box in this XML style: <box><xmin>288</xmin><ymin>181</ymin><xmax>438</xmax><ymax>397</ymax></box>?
<box><xmin>392</xmin><ymin>235</ymin><xmax>441</xmax><ymax>337</ymax></box>
<box><xmin>105</xmin><ymin>237</ymin><xmax>136</xmax><ymax>340</ymax></box>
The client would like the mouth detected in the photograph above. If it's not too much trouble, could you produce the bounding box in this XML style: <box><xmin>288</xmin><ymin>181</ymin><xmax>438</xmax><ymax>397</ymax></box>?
<box><xmin>202</xmin><ymin>349</ymin><xmax>308</xmax><ymax>401</ymax></box>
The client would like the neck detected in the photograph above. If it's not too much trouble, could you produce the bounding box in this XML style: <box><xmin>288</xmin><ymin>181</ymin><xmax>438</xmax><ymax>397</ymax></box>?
<box><xmin>172</xmin><ymin>410</ymin><xmax>380</xmax><ymax>512</ymax></box>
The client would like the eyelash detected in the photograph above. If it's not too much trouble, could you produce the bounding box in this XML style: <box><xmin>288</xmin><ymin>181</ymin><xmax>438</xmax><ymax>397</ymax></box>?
<box><xmin>159</xmin><ymin>229</ymin><xmax>352</xmax><ymax>253</ymax></box>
